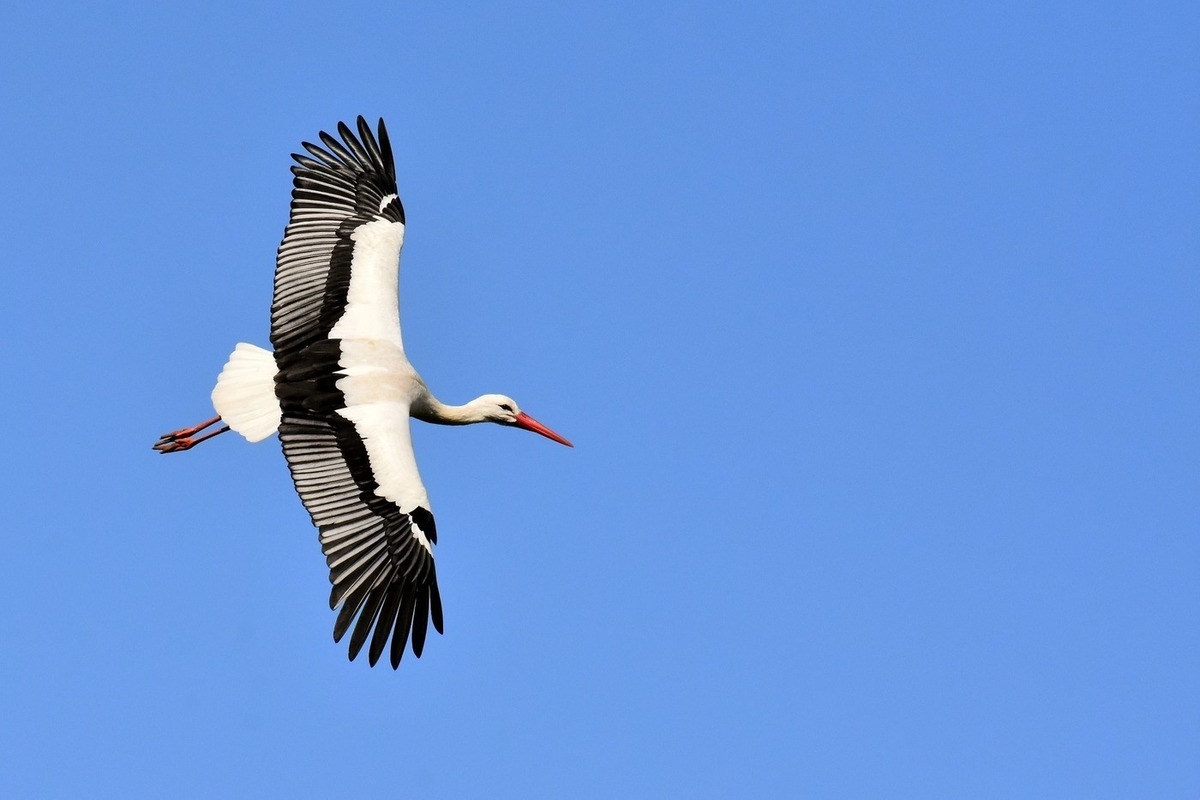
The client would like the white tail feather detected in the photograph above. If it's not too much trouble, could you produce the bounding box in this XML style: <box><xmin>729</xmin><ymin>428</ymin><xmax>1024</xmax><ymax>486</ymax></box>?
<box><xmin>211</xmin><ymin>343</ymin><xmax>281</xmax><ymax>443</ymax></box>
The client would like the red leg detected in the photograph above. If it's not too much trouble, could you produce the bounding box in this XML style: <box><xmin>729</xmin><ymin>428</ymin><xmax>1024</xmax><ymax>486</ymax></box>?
<box><xmin>158</xmin><ymin>415</ymin><xmax>221</xmax><ymax>440</ymax></box>
<box><xmin>154</xmin><ymin>417</ymin><xmax>229</xmax><ymax>454</ymax></box>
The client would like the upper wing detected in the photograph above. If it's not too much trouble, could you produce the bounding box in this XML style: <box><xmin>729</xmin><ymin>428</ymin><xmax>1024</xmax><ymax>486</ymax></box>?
<box><xmin>270</xmin><ymin>116</ymin><xmax>407</xmax><ymax>356</ymax></box>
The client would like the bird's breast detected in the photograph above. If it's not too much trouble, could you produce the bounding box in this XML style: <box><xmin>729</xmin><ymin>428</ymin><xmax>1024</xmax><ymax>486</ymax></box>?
<box><xmin>335</xmin><ymin>338</ymin><xmax>422</xmax><ymax>408</ymax></box>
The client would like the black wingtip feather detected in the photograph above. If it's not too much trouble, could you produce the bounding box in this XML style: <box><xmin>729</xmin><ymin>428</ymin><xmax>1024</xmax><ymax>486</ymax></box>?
<box><xmin>390</xmin><ymin>592</ymin><xmax>416</xmax><ymax>669</ymax></box>
<box><xmin>411</xmin><ymin>591</ymin><xmax>430</xmax><ymax>658</ymax></box>
<box><xmin>318</xmin><ymin>129</ymin><xmax>357</xmax><ymax>168</ymax></box>
<box><xmin>430</xmin><ymin>578</ymin><xmax>444</xmax><ymax>635</ymax></box>
<box><xmin>300</xmin><ymin>140</ymin><xmax>341</xmax><ymax>169</ymax></box>
<box><xmin>348</xmin><ymin>585</ymin><xmax>387</xmax><ymax>663</ymax></box>
<box><xmin>332</xmin><ymin>580</ymin><xmax>371</xmax><ymax>643</ymax></box>
<box><xmin>336</xmin><ymin>120</ymin><xmax>371</xmax><ymax>168</ymax></box>
<box><xmin>356</xmin><ymin>116</ymin><xmax>379</xmax><ymax>159</ymax></box>
<box><xmin>377</xmin><ymin>118</ymin><xmax>396</xmax><ymax>184</ymax></box>
<box><xmin>369</xmin><ymin>585</ymin><xmax>404</xmax><ymax>667</ymax></box>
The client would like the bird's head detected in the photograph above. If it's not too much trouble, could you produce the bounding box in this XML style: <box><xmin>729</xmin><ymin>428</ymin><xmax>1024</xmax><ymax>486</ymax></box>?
<box><xmin>474</xmin><ymin>394</ymin><xmax>573</xmax><ymax>447</ymax></box>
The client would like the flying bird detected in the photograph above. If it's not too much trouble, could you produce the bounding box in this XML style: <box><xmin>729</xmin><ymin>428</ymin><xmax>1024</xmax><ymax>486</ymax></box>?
<box><xmin>154</xmin><ymin>117</ymin><xmax>572</xmax><ymax>669</ymax></box>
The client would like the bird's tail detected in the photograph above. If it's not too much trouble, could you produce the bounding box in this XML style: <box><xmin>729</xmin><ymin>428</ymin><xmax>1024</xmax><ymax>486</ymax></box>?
<box><xmin>211</xmin><ymin>343</ymin><xmax>281</xmax><ymax>442</ymax></box>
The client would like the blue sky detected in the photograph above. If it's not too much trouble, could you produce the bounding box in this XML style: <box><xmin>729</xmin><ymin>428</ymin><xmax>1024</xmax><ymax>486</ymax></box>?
<box><xmin>2</xmin><ymin>2</ymin><xmax>1196</xmax><ymax>797</ymax></box>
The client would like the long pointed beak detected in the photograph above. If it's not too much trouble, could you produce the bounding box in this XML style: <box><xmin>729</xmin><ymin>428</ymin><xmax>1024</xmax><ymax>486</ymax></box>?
<box><xmin>512</xmin><ymin>412</ymin><xmax>573</xmax><ymax>447</ymax></box>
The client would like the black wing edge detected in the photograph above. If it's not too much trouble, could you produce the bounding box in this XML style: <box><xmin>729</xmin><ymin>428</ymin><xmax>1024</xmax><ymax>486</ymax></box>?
<box><xmin>290</xmin><ymin>115</ymin><xmax>403</xmax><ymax>223</ymax></box>
<box><xmin>333</xmin><ymin>561</ymin><xmax>444</xmax><ymax>669</ymax></box>
<box><xmin>278</xmin><ymin>412</ymin><xmax>442</xmax><ymax>670</ymax></box>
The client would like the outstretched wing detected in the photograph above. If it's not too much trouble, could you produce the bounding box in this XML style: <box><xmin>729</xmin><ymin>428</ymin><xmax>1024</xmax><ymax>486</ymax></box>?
<box><xmin>278</xmin><ymin>412</ymin><xmax>442</xmax><ymax>667</ymax></box>
<box><xmin>271</xmin><ymin>118</ymin><xmax>442</xmax><ymax>667</ymax></box>
<box><xmin>271</xmin><ymin>116</ymin><xmax>407</xmax><ymax>356</ymax></box>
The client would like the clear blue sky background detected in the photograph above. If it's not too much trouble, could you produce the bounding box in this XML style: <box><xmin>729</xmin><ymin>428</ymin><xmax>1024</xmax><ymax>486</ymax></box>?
<box><xmin>1</xmin><ymin>2</ymin><xmax>1196</xmax><ymax>797</ymax></box>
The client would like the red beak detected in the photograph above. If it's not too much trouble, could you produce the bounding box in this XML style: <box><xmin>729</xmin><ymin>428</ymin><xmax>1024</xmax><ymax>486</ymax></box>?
<box><xmin>512</xmin><ymin>412</ymin><xmax>573</xmax><ymax>447</ymax></box>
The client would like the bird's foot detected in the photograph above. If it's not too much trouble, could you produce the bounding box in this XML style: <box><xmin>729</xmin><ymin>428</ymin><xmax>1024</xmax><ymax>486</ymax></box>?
<box><xmin>153</xmin><ymin>417</ymin><xmax>228</xmax><ymax>454</ymax></box>
<box><xmin>154</xmin><ymin>434</ymin><xmax>198</xmax><ymax>453</ymax></box>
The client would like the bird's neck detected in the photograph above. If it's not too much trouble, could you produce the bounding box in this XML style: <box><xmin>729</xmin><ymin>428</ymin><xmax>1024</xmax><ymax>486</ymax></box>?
<box><xmin>411</xmin><ymin>394</ymin><xmax>486</xmax><ymax>426</ymax></box>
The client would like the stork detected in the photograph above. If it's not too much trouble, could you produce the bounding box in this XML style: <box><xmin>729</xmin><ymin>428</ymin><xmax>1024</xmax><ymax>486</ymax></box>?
<box><xmin>154</xmin><ymin>117</ymin><xmax>571</xmax><ymax>669</ymax></box>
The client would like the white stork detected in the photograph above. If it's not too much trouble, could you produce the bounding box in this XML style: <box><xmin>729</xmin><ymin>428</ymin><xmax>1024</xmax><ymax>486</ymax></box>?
<box><xmin>154</xmin><ymin>117</ymin><xmax>572</xmax><ymax>669</ymax></box>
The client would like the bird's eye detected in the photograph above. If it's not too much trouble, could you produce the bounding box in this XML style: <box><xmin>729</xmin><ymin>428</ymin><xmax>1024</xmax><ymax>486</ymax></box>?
<box><xmin>499</xmin><ymin>404</ymin><xmax>513</xmax><ymax>412</ymax></box>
